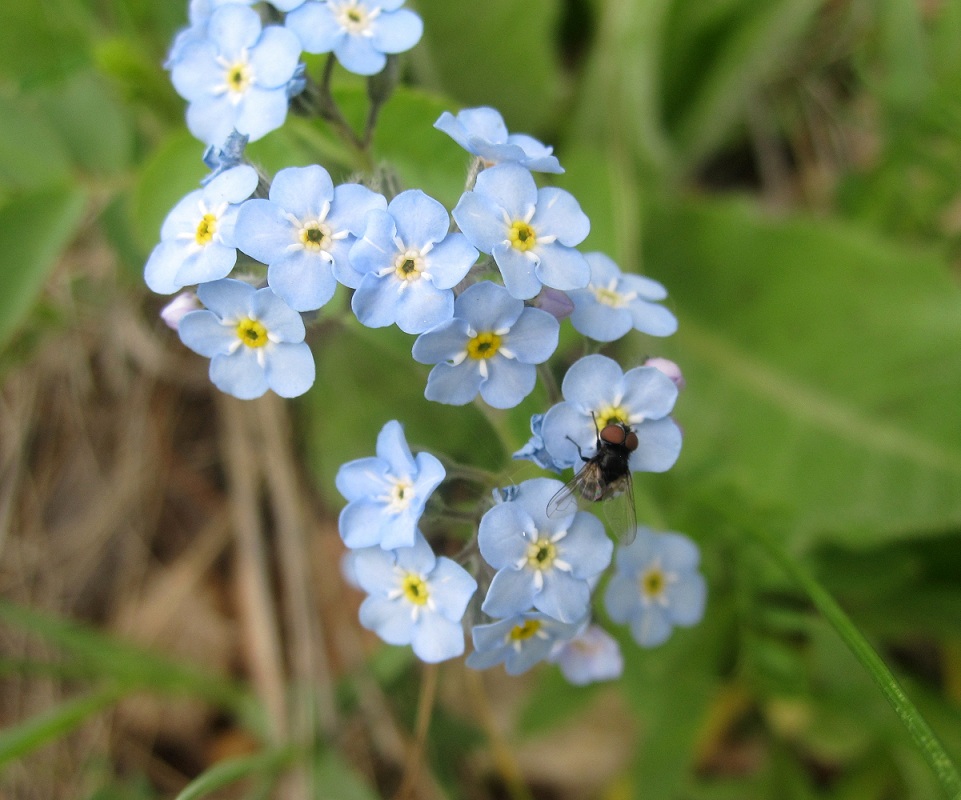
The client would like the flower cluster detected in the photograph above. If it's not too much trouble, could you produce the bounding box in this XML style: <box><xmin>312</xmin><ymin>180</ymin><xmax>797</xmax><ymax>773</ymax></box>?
<box><xmin>149</xmin><ymin>1</ymin><xmax>707</xmax><ymax>682</ymax></box>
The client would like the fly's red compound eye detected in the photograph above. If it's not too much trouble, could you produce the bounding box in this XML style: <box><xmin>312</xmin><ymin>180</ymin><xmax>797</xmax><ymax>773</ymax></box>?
<box><xmin>600</xmin><ymin>424</ymin><xmax>626</xmax><ymax>445</ymax></box>
<box><xmin>624</xmin><ymin>431</ymin><xmax>639</xmax><ymax>452</ymax></box>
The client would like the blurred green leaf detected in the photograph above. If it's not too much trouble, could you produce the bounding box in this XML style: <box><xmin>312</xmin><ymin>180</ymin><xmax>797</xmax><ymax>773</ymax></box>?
<box><xmin>0</xmin><ymin>92</ymin><xmax>74</xmax><ymax>192</ymax></box>
<box><xmin>312</xmin><ymin>750</ymin><xmax>380</xmax><ymax>800</ymax></box>
<box><xmin>172</xmin><ymin>747</ymin><xmax>295</xmax><ymax>800</ymax></box>
<box><xmin>644</xmin><ymin>195</ymin><xmax>961</xmax><ymax>548</ymax></box>
<box><xmin>0</xmin><ymin>1</ymin><xmax>93</xmax><ymax>87</ymax></box>
<box><xmin>0</xmin><ymin>686</ymin><xmax>122</xmax><ymax>769</ymax></box>
<box><xmin>34</xmin><ymin>71</ymin><xmax>135</xmax><ymax>176</ymax></box>
<box><xmin>413</xmin><ymin>0</ymin><xmax>563</xmax><ymax>131</ymax></box>
<box><xmin>0</xmin><ymin>184</ymin><xmax>86</xmax><ymax>350</ymax></box>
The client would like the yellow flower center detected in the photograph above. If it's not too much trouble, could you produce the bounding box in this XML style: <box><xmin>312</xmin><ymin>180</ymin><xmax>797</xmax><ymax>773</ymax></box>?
<box><xmin>593</xmin><ymin>285</ymin><xmax>625</xmax><ymax>308</ymax></box>
<box><xmin>236</xmin><ymin>318</ymin><xmax>269</xmax><ymax>349</ymax></box>
<box><xmin>402</xmin><ymin>574</ymin><xmax>429</xmax><ymax>606</ymax></box>
<box><xmin>525</xmin><ymin>538</ymin><xmax>556</xmax><ymax>571</ymax></box>
<box><xmin>509</xmin><ymin>620</ymin><xmax>541</xmax><ymax>642</ymax></box>
<box><xmin>641</xmin><ymin>567</ymin><xmax>666</xmax><ymax>599</ymax></box>
<box><xmin>225</xmin><ymin>61</ymin><xmax>252</xmax><ymax>94</ymax></box>
<box><xmin>596</xmin><ymin>405</ymin><xmax>628</xmax><ymax>429</ymax></box>
<box><xmin>466</xmin><ymin>331</ymin><xmax>502</xmax><ymax>360</ymax></box>
<box><xmin>300</xmin><ymin>222</ymin><xmax>330</xmax><ymax>252</ymax></box>
<box><xmin>394</xmin><ymin>253</ymin><xmax>424</xmax><ymax>282</ymax></box>
<box><xmin>334</xmin><ymin>2</ymin><xmax>372</xmax><ymax>33</ymax></box>
<box><xmin>508</xmin><ymin>220</ymin><xmax>537</xmax><ymax>251</ymax></box>
<box><xmin>195</xmin><ymin>213</ymin><xmax>218</xmax><ymax>246</ymax></box>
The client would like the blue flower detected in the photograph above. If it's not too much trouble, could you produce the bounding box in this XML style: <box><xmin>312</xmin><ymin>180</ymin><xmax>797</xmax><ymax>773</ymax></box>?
<box><xmin>512</xmin><ymin>413</ymin><xmax>564</xmax><ymax>474</ymax></box>
<box><xmin>348</xmin><ymin>190</ymin><xmax>479</xmax><ymax>334</ymax></box>
<box><xmin>434</xmin><ymin>107</ymin><xmax>563</xmax><ymax>174</ymax></box>
<box><xmin>411</xmin><ymin>281</ymin><xmax>559</xmax><ymax>409</ymax></box>
<box><xmin>201</xmin><ymin>130</ymin><xmax>250</xmax><ymax>184</ymax></box>
<box><xmin>351</xmin><ymin>532</ymin><xmax>477</xmax><ymax>663</ymax></box>
<box><xmin>541</xmin><ymin>354</ymin><xmax>682</xmax><ymax>472</ymax></box>
<box><xmin>569</xmin><ymin>252</ymin><xmax>678</xmax><ymax>341</ymax></box>
<box><xmin>604</xmin><ymin>528</ymin><xmax>706</xmax><ymax>648</ymax></box>
<box><xmin>336</xmin><ymin>420</ymin><xmax>446</xmax><ymax>550</ymax></box>
<box><xmin>548</xmin><ymin>623</ymin><xmax>623</xmax><ymax>685</ymax></box>
<box><xmin>286</xmin><ymin>0</ymin><xmax>423</xmax><ymax>76</ymax></box>
<box><xmin>169</xmin><ymin>4</ymin><xmax>303</xmax><ymax>146</ymax></box>
<box><xmin>178</xmin><ymin>279</ymin><xmax>315</xmax><ymax>399</ymax></box>
<box><xmin>452</xmin><ymin>163</ymin><xmax>590</xmax><ymax>300</ymax></box>
<box><xmin>477</xmin><ymin>478</ymin><xmax>612</xmax><ymax>623</ymax></box>
<box><xmin>466</xmin><ymin>612</ymin><xmax>584</xmax><ymax>675</ymax></box>
<box><xmin>166</xmin><ymin>0</ymin><xmax>258</xmax><ymax>66</ymax></box>
<box><xmin>144</xmin><ymin>165</ymin><xmax>258</xmax><ymax>295</ymax></box>
<box><xmin>234</xmin><ymin>165</ymin><xmax>386</xmax><ymax>312</ymax></box>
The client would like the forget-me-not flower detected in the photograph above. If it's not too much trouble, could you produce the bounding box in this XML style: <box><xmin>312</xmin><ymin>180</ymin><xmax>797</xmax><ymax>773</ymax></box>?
<box><xmin>434</xmin><ymin>107</ymin><xmax>563</xmax><ymax>174</ymax></box>
<box><xmin>169</xmin><ymin>4</ymin><xmax>303</xmax><ymax>146</ymax></box>
<box><xmin>604</xmin><ymin>528</ymin><xmax>706</xmax><ymax>648</ymax></box>
<box><xmin>466</xmin><ymin>612</ymin><xmax>584</xmax><ymax>675</ymax></box>
<box><xmin>286</xmin><ymin>0</ymin><xmax>423</xmax><ymax>76</ymax></box>
<box><xmin>234</xmin><ymin>165</ymin><xmax>386</xmax><ymax>312</ymax></box>
<box><xmin>477</xmin><ymin>478</ymin><xmax>612</xmax><ymax>623</ymax></box>
<box><xmin>336</xmin><ymin>420</ymin><xmax>446</xmax><ymax>550</ymax></box>
<box><xmin>411</xmin><ymin>281</ymin><xmax>559</xmax><ymax>409</ymax></box>
<box><xmin>144</xmin><ymin>164</ymin><xmax>258</xmax><ymax>295</ymax></box>
<box><xmin>541</xmin><ymin>354</ymin><xmax>682</xmax><ymax>473</ymax></box>
<box><xmin>348</xmin><ymin>190</ymin><xmax>479</xmax><ymax>334</ymax></box>
<box><xmin>166</xmin><ymin>0</ymin><xmax>258</xmax><ymax>66</ymax></box>
<box><xmin>452</xmin><ymin>163</ymin><xmax>590</xmax><ymax>300</ymax></box>
<box><xmin>549</xmin><ymin>623</ymin><xmax>624</xmax><ymax>685</ymax></box>
<box><xmin>351</xmin><ymin>531</ymin><xmax>477</xmax><ymax>663</ymax></box>
<box><xmin>569</xmin><ymin>252</ymin><xmax>678</xmax><ymax>341</ymax></box>
<box><xmin>178</xmin><ymin>279</ymin><xmax>315</xmax><ymax>399</ymax></box>
<box><xmin>512</xmin><ymin>413</ymin><xmax>564</xmax><ymax>474</ymax></box>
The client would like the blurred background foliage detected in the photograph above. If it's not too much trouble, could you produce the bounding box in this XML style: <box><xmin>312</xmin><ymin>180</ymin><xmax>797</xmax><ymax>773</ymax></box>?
<box><xmin>1</xmin><ymin>0</ymin><xmax>960</xmax><ymax>798</ymax></box>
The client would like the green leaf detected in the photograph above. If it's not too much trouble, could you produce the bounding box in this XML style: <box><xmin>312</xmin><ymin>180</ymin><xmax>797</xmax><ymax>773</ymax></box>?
<box><xmin>0</xmin><ymin>686</ymin><xmax>123</xmax><ymax>769</ymax></box>
<box><xmin>172</xmin><ymin>748</ymin><xmax>295</xmax><ymax>800</ymax></box>
<box><xmin>0</xmin><ymin>92</ymin><xmax>74</xmax><ymax>192</ymax></box>
<box><xmin>0</xmin><ymin>184</ymin><xmax>86</xmax><ymax>350</ymax></box>
<box><xmin>312</xmin><ymin>750</ymin><xmax>380</xmax><ymax>800</ymax></box>
<box><xmin>643</xmin><ymin>195</ymin><xmax>961</xmax><ymax>547</ymax></box>
<box><xmin>413</xmin><ymin>0</ymin><xmax>563</xmax><ymax>131</ymax></box>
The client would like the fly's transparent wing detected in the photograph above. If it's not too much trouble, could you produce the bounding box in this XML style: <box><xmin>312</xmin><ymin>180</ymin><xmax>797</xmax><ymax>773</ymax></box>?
<box><xmin>546</xmin><ymin>461</ymin><xmax>602</xmax><ymax>519</ymax></box>
<box><xmin>599</xmin><ymin>472</ymin><xmax>638</xmax><ymax>544</ymax></box>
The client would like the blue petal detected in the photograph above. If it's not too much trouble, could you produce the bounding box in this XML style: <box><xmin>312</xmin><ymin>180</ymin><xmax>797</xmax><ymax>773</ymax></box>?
<box><xmin>502</xmin><ymin>307</ymin><xmax>558</xmax><ymax>363</ymax></box>
<box><xmin>657</xmin><ymin>532</ymin><xmax>702</xmax><ymax>572</ymax></box>
<box><xmin>197</xmin><ymin>278</ymin><xmax>255</xmax><ymax>318</ymax></box>
<box><xmin>208</xmin><ymin>4</ymin><xmax>261</xmax><ymax>53</ymax></box>
<box><xmin>233</xmin><ymin>86</ymin><xmax>291</xmax><ymax>142</ymax></box>
<box><xmin>621</xmin><ymin>365</ymin><xmax>678</xmax><ymax>419</ymax></box>
<box><xmin>376</xmin><ymin>420</ymin><xmax>415</xmax><ymax>476</ymax></box>
<box><xmin>478</xmin><ymin>358</ymin><xmax>535</xmax><ymax>409</ymax></box>
<box><xmin>351</xmin><ymin>275</ymin><xmax>401</xmax><ymax>329</ymax></box>
<box><xmin>516</xmin><ymin>477</ymin><xmax>568</xmax><ymax>533</ymax></box>
<box><xmin>535</xmin><ymin>570</ymin><xmax>590</xmax><ymax>623</ymax></box>
<box><xmin>569</xmin><ymin>293</ymin><xmax>633</xmax><ymax>341</ymax></box>
<box><xmin>178</xmin><ymin>310</ymin><xmax>235</xmax><ymax>357</ymax></box>
<box><xmin>388</xmin><ymin>190</ymin><xmax>449</xmax><ymax>248</ymax></box>
<box><xmin>339</xmin><ymin>499</ymin><xmax>391</xmax><ymax>548</ymax></box>
<box><xmin>286</xmin><ymin>2</ymin><xmax>343</xmax><ymax>53</ymax></box>
<box><xmin>209</xmin><ymin>349</ymin><xmax>268</xmax><ymax>399</ymax></box>
<box><xmin>630</xmin><ymin>606</ymin><xmax>673</xmax><ymax>648</ymax></box>
<box><xmin>454</xmin><ymin>281</ymin><xmax>522</xmax><ymax>331</ymax></box>
<box><xmin>264</xmin><ymin>342</ymin><xmax>315</xmax><ymax>398</ymax></box>
<box><xmin>531</xmin><ymin>187</ymin><xmax>589</xmax><ymax>246</ymax></box>
<box><xmin>482</xmin><ymin>568</ymin><xmax>537</xmax><ymax>619</ymax></box>
<box><xmin>478</xmin><ymin>501</ymin><xmax>533</xmax><ymax>568</ymax></box>
<box><xmin>392</xmin><ymin>281</ymin><xmax>454</xmax><ymax>334</ymax></box>
<box><xmin>533</xmin><ymin>242</ymin><xmax>590</xmax><ymax>292</ymax></box>
<box><xmin>411</xmin><ymin>613</ymin><xmax>464</xmax><ymax>662</ymax></box>
<box><xmin>176</xmin><ymin>243</ymin><xmax>238</xmax><ymax>288</ymax></box>
<box><xmin>328</xmin><ymin>183</ymin><xmax>387</xmax><ymax>234</ymax></box>
<box><xmin>620</xmin><ymin>271</ymin><xmax>668</xmax><ymax>301</ymax></box>
<box><xmin>350</xmin><ymin>210</ymin><xmax>397</xmax><ymax>274</ymax></box>
<box><xmin>249</xmin><ymin>288</ymin><xmax>306</xmax><ymax>342</ymax></box>
<box><xmin>359</xmin><ymin>596</ymin><xmax>414</xmax><ymax>645</ymax></box>
<box><xmin>204</xmin><ymin>165</ymin><xmax>259</xmax><ymax>205</ymax></box>
<box><xmin>561</xmin><ymin>354</ymin><xmax>624</xmax><ymax>410</ymax></box>
<box><xmin>451</xmin><ymin>190</ymin><xmax>505</xmax><ymax>254</ymax></box>
<box><xmin>540</xmin><ymin>402</ymin><xmax>592</xmax><ymax>469</ymax></box>
<box><xmin>335</xmin><ymin>34</ymin><xmax>386</xmax><ymax>76</ymax></box>
<box><xmin>628</xmin><ymin>299</ymin><xmax>677</xmax><ymax>337</ymax></box>
<box><xmin>267</xmin><ymin>252</ymin><xmax>337</xmax><ymax>312</ymax></box>
<box><xmin>603</xmin><ymin>573</ymin><xmax>639</xmax><ymax>624</ymax></box>
<box><xmin>666</xmin><ymin>572</ymin><xmax>707</xmax><ymax>627</ymax></box>
<box><xmin>429</xmin><ymin>558</ymin><xmax>478</xmax><ymax>621</ymax></box>
<box><xmin>424</xmin><ymin>361</ymin><xmax>483</xmax><ymax>406</ymax></box>
<box><xmin>559</xmin><ymin>511</ymin><xmax>612</xmax><ymax>579</ymax></box>
<box><xmin>423</xmin><ymin>233</ymin><xmax>477</xmax><ymax>289</ymax></box>
<box><xmin>628</xmin><ymin>417</ymin><xmax>682</xmax><ymax>472</ymax></box>
<box><xmin>492</xmin><ymin>243</ymin><xmax>541</xmax><ymax>300</ymax></box>
<box><xmin>351</xmin><ymin>546</ymin><xmax>397</xmax><ymax>595</ymax></box>
<box><xmin>249</xmin><ymin>25</ymin><xmax>301</xmax><ymax>88</ymax></box>
<box><xmin>412</xmin><ymin>451</ymin><xmax>446</xmax><ymax>498</ymax></box>
<box><xmin>235</xmin><ymin>198</ymin><xmax>293</xmax><ymax>264</ymax></box>
<box><xmin>370</xmin><ymin>8</ymin><xmax>423</xmax><ymax>53</ymax></box>
<box><xmin>393</xmin><ymin>530</ymin><xmax>437</xmax><ymax>574</ymax></box>
<box><xmin>270</xmin><ymin>165</ymin><xmax>334</xmax><ymax>216</ymax></box>
<box><xmin>472</xmin><ymin>163</ymin><xmax>537</xmax><ymax>219</ymax></box>
<box><xmin>411</xmin><ymin>319</ymin><xmax>470</xmax><ymax>364</ymax></box>
<box><xmin>335</xmin><ymin>456</ymin><xmax>389</xmax><ymax>501</ymax></box>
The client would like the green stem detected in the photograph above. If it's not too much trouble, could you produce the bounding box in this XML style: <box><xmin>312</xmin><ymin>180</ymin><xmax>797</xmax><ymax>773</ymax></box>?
<box><xmin>749</xmin><ymin>526</ymin><xmax>961</xmax><ymax>799</ymax></box>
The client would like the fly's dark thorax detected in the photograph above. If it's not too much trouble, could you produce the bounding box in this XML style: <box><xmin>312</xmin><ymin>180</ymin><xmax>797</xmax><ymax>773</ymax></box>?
<box><xmin>596</xmin><ymin>443</ymin><xmax>632</xmax><ymax>483</ymax></box>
